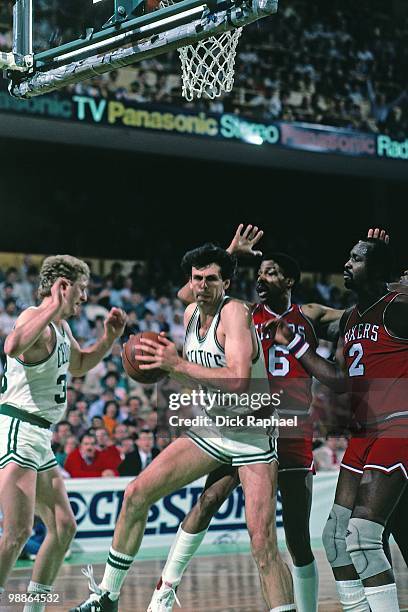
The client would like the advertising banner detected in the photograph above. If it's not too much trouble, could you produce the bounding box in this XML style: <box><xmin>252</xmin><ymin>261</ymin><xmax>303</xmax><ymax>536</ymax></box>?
<box><xmin>0</xmin><ymin>87</ymin><xmax>404</xmax><ymax>161</ymax></box>
<box><xmin>65</xmin><ymin>472</ymin><xmax>338</xmax><ymax>553</ymax></box>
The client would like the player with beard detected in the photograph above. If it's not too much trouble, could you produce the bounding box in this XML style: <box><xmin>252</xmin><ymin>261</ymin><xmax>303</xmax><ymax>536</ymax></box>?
<box><xmin>147</xmin><ymin>225</ymin><xmax>343</xmax><ymax>612</ymax></box>
<box><xmin>271</xmin><ymin>237</ymin><xmax>408</xmax><ymax>612</ymax></box>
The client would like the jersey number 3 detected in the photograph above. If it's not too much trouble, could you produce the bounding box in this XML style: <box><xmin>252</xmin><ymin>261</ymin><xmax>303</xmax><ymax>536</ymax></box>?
<box><xmin>55</xmin><ymin>374</ymin><xmax>67</xmax><ymax>404</ymax></box>
<box><xmin>348</xmin><ymin>343</ymin><xmax>365</xmax><ymax>377</ymax></box>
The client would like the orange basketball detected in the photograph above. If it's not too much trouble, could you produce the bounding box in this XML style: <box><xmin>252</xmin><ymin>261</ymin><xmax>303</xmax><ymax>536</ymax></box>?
<box><xmin>122</xmin><ymin>331</ymin><xmax>167</xmax><ymax>384</ymax></box>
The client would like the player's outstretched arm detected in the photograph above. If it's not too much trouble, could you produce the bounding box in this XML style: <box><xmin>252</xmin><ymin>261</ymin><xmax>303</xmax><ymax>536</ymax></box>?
<box><xmin>266</xmin><ymin>318</ymin><xmax>347</xmax><ymax>392</ymax></box>
<box><xmin>67</xmin><ymin>307</ymin><xmax>127</xmax><ymax>376</ymax></box>
<box><xmin>301</xmin><ymin>303</ymin><xmax>344</xmax><ymax>341</ymax></box>
<box><xmin>177</xmin><ymin>224</ymin><xmax>263</xmax><ymax>305</ymax></box>
<box><xmin>136</xmin><ymin>301</ymin><xmax>253</xmax><ymax>393</ymax></box>
<box><xmin>4</xmin><ymin>277</ymin><xmax>67</xmax><ymax>358</ymax></box>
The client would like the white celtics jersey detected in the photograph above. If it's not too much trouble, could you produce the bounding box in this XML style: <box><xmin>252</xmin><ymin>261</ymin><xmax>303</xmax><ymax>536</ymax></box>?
<box><xmin>184</xmin><ymin>297</ymin><xmax>275</xmax><ymax>421</ymax></box>
<box><xmin>1</xmin><ymin>322</ymin><xmax>71</xmax><ymax>425</ymax></box>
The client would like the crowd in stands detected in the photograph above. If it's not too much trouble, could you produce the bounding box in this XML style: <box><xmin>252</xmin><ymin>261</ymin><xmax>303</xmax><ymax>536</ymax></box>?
<box><xmin>1</xmin><ymin>0</ymin><xmax>407</xmax><ymax>138</ymax></box>
<box><xmin>0</xmin><ymin>254</ymin><xmax>359</xmax><ymax>479</ymax></box>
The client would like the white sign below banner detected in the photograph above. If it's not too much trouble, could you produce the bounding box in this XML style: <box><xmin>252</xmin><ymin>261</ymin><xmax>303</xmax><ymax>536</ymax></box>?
<box><xmin>65</xmin><ymin>473</ymin><xmax>338</xmax><ymax>553</ymax></box>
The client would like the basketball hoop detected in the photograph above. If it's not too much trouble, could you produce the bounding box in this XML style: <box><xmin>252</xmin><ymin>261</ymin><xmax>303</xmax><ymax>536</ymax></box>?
<box><xmin>161</xmin><ymin>0</ymin><xmax>242</xmax><ymax>100</ymax></box>
<box><xmin>178</xmin><ymin>28</ymin><xmax>242</xmax><ymax>100</ymax></box>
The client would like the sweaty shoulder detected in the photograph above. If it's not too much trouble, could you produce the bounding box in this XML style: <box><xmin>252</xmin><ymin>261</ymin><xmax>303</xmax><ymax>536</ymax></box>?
<box><xmin>13</xmin><ymin>306</ymin><xmax>39</xmax><ymax>327</ymax></box>
<box><xmin>221</xmin><ymin>299</ymin><xmax>252</xmax><ymax>326</ymax></box>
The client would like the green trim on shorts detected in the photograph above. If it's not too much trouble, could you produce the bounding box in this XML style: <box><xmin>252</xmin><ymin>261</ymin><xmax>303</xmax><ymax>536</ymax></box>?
<box><xmin>231</xmin><ymin>452</ymin><xmax>278</xmax><ymax>466</ymax></box>
<box><xmin>188</xmin><ymin>430</ymin><xmax>278</xmax><ymax>466</ymax></box>
<box><xmin>13</xmin><ymin>419</ymin><xmax>20</xmax><ymax>452</ymax></box>
<box><xmin>38</xmin><ymin>460</ymin><xmax>58</xmax><ymax>472</ymax></box>
<box><xmin>0</xmin><ymin>454</ymin><xmax>38</xmax><ymax>472</ymax></box>
<box><xmin>6</xmin><ymin>418</ymin><xmax>14</xmax><ymax>454</ymax></box>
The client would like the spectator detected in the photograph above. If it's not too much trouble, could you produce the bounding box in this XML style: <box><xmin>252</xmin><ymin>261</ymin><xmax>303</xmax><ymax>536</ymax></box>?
<box><xmin>55</xmin><ymin>434</ymin><xmax>78</xmax><ymax>467</ymax></box>
<box><xmin>112</xmin><ymin>423</ymin><xmax>130</xmax><ymax>446</ymax></box>
<box><xmin>0</xmin><ymin>298</ymin><xmax>18</xmax><ymax>336</ymax></box>
<box><xmin>118</xmin><ymin>436</ymin><xmax>136</xmax><ymax>458</ymax></box>
<box><xmin>155</xmin><ymin>428</ymin><xmax>171</xmax><ymax>452</ymax></box>
<box><xmin>67</xmin><ymin>409</ymin><xmax>87</xmax><ymax>439</ymax></box>
<box><xmin>102</xmin><ymin>400</ymin><xmax>120</xmax><ymax>436</ymax></box>
<box><xmin>52</xmin><ymin>420</ymin><xmax>73</xmax><ymax>454</ymax></box>
<box><xmin>313</xmin><ymin>434</ymin><xmax>344</xmax><ymax>471</ymax></box>
<box><xmin>90</xmin><ymin>415</ymin><xmax>105</xmax><ymax>429</ymax></box>
<box><xmin>95</xmin><ymin>427</ymin><xmax>114</xmax><ymax>450</ymax></box>
<box><xmin>64</xmin><ymin>433</ymin><xmax>121</xmax><ymax>478</ymax></box>
<box><xmin>118</xmin><ymin>429</ymin><xmax>159</xmax><ymax>477</ymax></box>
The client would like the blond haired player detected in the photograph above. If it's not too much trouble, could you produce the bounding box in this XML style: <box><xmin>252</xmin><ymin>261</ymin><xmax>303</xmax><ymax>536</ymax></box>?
<box><xmin>0</xmin><ymin>255</ymin><xmax>126</xmax><ymax>612</ymax></box>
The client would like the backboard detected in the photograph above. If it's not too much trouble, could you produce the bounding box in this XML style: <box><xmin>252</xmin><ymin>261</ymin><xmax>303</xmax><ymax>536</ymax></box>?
<box><xmin>3</xmin><ymin>0</ymin><xmax>278</xmax><ymax>99</ymax></box>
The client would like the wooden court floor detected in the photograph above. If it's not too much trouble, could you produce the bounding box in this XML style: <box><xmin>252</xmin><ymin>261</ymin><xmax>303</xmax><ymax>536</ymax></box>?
<box><xmin>6</xmin><ymin>547</ymin><xmax>408</xmax><ymax>611</ymax></box>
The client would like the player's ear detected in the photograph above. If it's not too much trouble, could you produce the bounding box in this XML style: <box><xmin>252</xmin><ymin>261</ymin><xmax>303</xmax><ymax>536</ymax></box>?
<box><xmin>223</xmin><ymin>279</ymin><xmax>231</xmax><ymax>290</ymax></box>
<box><xmin>285</xmin><ymin>277</ymin><xmax>295</xmax><ymax>289</ymax></box>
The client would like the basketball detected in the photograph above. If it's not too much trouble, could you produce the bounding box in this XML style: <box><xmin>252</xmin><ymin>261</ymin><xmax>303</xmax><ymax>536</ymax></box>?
<box><xmin>122</xmin><ymin>331</ymin><xmax>167</xmax><ymax>384</ymax></box>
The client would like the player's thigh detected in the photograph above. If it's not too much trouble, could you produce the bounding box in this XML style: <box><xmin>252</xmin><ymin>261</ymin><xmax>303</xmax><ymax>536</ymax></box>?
<box><xmin>351</xmin><ymin>469</ymin><xmax>406</xmax><ymax>523</ymax></box>
<box><xmin>334</xmin><ymin>467</ymin><xmax>362</xmax><ymax>510</ymax></box>
<box><xmin>279</xmin><ymin>470</ymin><xmax>313</xmax><ymax>533</ymax></box>
<box><xmin>129</xmin><ymin>436</ymin><xmax>224</xmax><ymax>505</ymax></box>
<box><xmin>238</xmin><ymin>461</ymin><xmax>278</xmax><ymax>539</ymax></box>
<box><xmin>0</xmin><ymin>462</ymin><xmax>37</xmax><ymax>530</ymax></box>
<box><xmin>35</xmin><ymin>466</ymin><xmax>76</xmax><ymax>532</ymax></box>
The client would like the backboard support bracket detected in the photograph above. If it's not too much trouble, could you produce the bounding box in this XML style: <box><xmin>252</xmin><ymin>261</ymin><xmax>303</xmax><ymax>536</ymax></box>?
<box><xmin>103</xmin><ymin>0</ymin><xmax>147</xmax><ymax>27</ymax></box>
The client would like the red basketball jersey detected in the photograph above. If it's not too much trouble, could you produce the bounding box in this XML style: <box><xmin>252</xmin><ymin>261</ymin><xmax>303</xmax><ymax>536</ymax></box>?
<box><xmin>253</xmin><ymin>303</ymin><xmax>318</xmax><ymax>412</ymax></box>
<box><xmin>343</xmin><ymin>292</ymin><xmax>408</xmax><ymax>428</ymax></box>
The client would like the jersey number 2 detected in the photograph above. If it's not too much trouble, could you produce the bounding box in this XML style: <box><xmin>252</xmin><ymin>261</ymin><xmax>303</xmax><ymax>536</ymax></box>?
<box><xmin>348</xmin><ymin>343</ymin><xmax>365</xmax><ymax>377</ymax></box>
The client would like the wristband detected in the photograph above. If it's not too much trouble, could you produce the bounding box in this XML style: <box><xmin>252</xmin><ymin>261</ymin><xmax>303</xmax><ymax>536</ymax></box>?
<box><xmin>287</xmin><ymin>333</ymin><xmax>310</xmax><ymax>359</ymax></box>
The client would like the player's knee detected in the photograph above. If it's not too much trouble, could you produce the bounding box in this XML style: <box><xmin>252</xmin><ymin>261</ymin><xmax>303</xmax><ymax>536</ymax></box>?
<box><xmin>322</xmin><ymin>503</ymin><xmax>353</xmax><ymax>568</ymax></box>
<box><xmin>345</xmin><ymin>517</ymin><xmax>391</xmax><ymax>580</ymax></box>
<box><xmin>123</xmin><ymin>480</ymin><xmax>149</xmax><ymax>514</ymax></box>
<box><xmin>285</xmin><ymin>533</ymin><xmax>313</xmax><ymax>567</ymax></box>
<box><xmin>250</xmin><ymin>527</ymin><xmax>278</xmax><ymax>568</ymax></box>
<box><xmin>58</xmin><ymin>515</ymin><xmax>77</xmax><ymax>543</ymax></box>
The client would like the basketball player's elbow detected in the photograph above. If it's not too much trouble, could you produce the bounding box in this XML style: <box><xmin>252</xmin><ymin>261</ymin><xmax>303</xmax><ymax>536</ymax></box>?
<box><xmin>228</xmin><ymin>368</ymin><xmax>251</xmax><ymax>393</ymax></box>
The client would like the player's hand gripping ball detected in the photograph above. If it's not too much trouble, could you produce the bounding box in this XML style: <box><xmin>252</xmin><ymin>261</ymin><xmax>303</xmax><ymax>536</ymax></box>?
<box><xmin>122</xmin><ymin>331</ymin><xmax>167</xmax><ymax>384</ymax></box>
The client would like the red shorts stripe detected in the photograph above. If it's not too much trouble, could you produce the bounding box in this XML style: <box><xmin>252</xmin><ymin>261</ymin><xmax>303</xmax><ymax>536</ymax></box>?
<box><xmin>341</xmin><ymin>434</ymin><xmax>408</xmax><ymax>480</ymax></box>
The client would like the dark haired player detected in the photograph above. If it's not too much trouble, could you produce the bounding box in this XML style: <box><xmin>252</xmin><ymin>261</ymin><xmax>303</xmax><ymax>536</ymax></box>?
<box><xmin>271</xmin><ymin>237</ymin><xmax>408</xmax><ymax>612</ymax></box>
<box><xmin>71</xmin><ymin>243</ymin><xmax>295</xmax><ymax>612</ymax></box>
<box><xmin>147</xmin><ymin>226</ymin><xmax>342</xmax><ymax>612</ymax></box>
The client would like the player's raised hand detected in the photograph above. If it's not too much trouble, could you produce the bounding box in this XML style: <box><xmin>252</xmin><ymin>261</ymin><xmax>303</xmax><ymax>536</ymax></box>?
<box><xmin>367</xmin><ymin>227</ymin><xmax>390</xmax><ymax>244</ymax></box>
<box><xmin>227</xmin><ymin>224</ymin><xmax>263</xmax><ymax>257</ymax></box>
<box><xmin>104</xmin><ymin>308</ymin><xmax>127</xmax><ymax>340</ymax></box>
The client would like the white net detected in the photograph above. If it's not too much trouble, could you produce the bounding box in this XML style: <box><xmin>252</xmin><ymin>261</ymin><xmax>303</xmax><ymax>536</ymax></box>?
<box><xmin>178</xmin><ymin>28</ymin><xmax>242</xmax><ymax>101</ymax></box>
<box><xmin>160</xmin><ymin>0</ymin><xmax>242</xmax><ymax>101</ymax></box>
